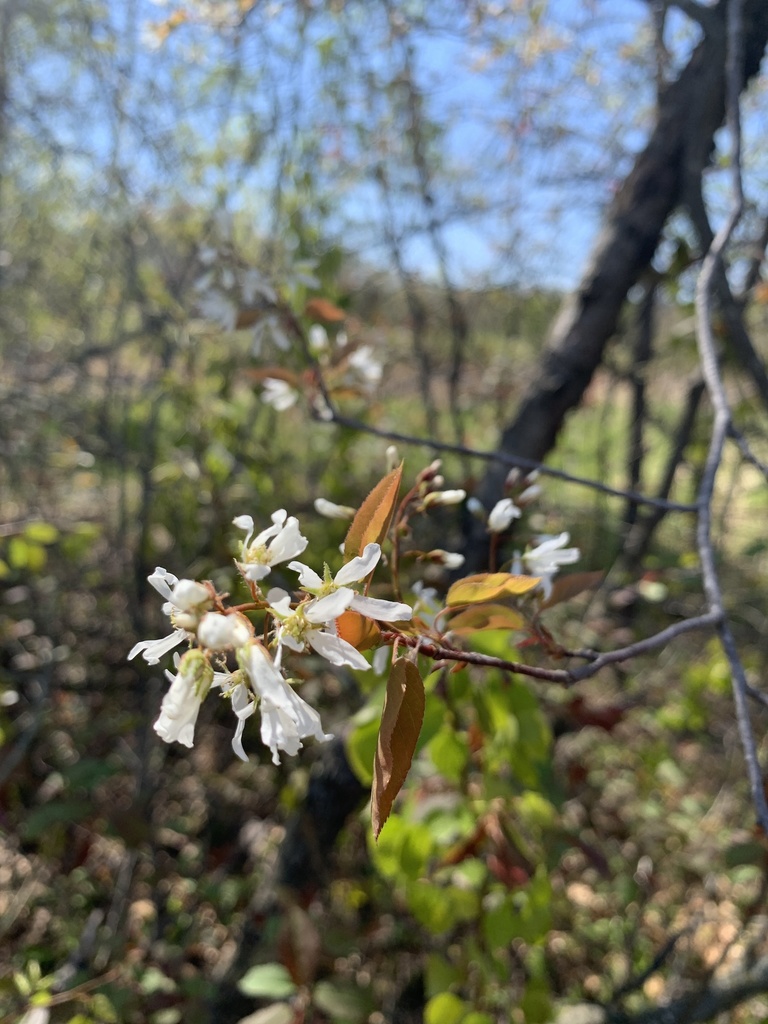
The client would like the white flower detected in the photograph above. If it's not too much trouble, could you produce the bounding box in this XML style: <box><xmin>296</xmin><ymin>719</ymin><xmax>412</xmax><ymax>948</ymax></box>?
<box><xmin>197</xmin><ymin>612</ymin><xmax>252</xmax><ymax>651</ymax></box>
<box><xmin>523</xmin><ymin>532</ymin><xmax>580</xmax><ymax>598</ymax></box>
<box><xmin>308</xmin><ymin>324</ymin><xmax>329</xmax><ymax>354</ymax></box>
<box><xmin>234</xmin><ymin>510</ymin><xmax>308</xmax><ymax>583</ymax></box>
<box><xmin>348</xmin><ymin>345</ymin><xmax>383</xmax><ymax>386</ymax></box>
<box><xmin>252</xmin><ymin>313</ymin><xmax>290</xmax><ymax>355</ymax></box>
<box><xmin>488</xmin><ymin>498</ymin><xmax>522</xmax><ymax>534</ymax></box>
<box><xmin>262</xmin><ymin>378</ymin><xmax>298</xmax><ymax>412</ymax></box>
<box><xmin>154</xmin><ymin>649</ymin><xmax>213</xmax><ymax>748</ymax></box>
<box><xmin>423</xmin><ymin>489</ymin><xmax>466</xmax><ymax>508</ymax></box>
<box><xmin>267</xmin><ymin>589</ymin><xmax>370</xmax><ymax>671</ymax></box>
<box><xmin>198</xmin><ymin>291</ymin><xmax>238</xmax><ymax>331</ymax></box>
<box><xmin>238</xmin><ymin>642</ymin><xmax>332</xmax><ymax>764</ymax></box>
<box><xmin>313</xmin><ymin>497</ymin><xmax>356</xmax><ymax>521</ymax></box>
<box><xmin>129</xmin><ymin>571</ymin><xmax>212</xmax><ymax>663</ymax></box>
<box><xmin>241</xmin><ymin>268</ymin><xmax>276</xmax><ymax>306</ymax></box>
<box><xmin>288</xmin><ymin>543</ymin><xmax>412</xmax><ymax>623</ymax></box>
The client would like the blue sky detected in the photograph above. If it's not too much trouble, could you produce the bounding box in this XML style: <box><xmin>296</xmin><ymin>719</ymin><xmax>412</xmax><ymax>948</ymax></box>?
<box><xmin>23</xmin><ymin>0</ymin><xmax>764</xmax><ymax>291</ymax></box>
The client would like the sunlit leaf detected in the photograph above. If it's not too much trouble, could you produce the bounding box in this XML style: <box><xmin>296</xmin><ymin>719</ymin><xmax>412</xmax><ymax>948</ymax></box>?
<box><xmin>446</xmin><ymin>603</ymin><xmax>525</xmax><ymax>634</ymax></box>
<box><xmin>344</xmin><ymin>463</ymin><xmax>403</xmax><ymax>560</ymax></box>
<box><xmin>237</xmin><ymin>964</ymin><xmax>297</xmax><ymax>1000</ymax></box>
<box><xmin>336</xmin><ymin>609</ymin><xmax>381</xmax><ymax>651</ymax></box>
<box><xmin>23</xmin><ymin>522</ymin><xmax>59</xmax><ymax>544</ymax></box>
<box><xmin>372</xmin><ymin>659</ymin><xmax>424</xmax><ymax>839</ymax></box>
<box><xmin>446</xmin><ymin>573</ymin><xmax>540</xmax><ymax>606</ymax></box>
<box><xmin>235</xmin><ymin>1004</ymin><xmax>294</xmax><ymax>1024</ymax></box>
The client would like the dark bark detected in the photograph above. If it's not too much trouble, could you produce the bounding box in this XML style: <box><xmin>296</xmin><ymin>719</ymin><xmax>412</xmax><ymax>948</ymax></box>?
<box><xmin>470</xmin><ymin>0</ymin><xmax>768</xmax><ymax>552</ymax></box>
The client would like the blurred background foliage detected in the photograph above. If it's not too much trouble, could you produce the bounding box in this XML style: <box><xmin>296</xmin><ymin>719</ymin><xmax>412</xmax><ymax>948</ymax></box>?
<box><xmin>2</xmin><ymin>1</ymin><xmax>768</xmax><ymax>1022</ymax></box>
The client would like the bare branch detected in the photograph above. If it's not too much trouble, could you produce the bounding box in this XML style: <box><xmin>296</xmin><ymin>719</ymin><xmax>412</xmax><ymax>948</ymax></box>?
<box><xmin>692</xmin><ymin>0</ymin><xmax>768</xmax><ymax>833</ymax></box>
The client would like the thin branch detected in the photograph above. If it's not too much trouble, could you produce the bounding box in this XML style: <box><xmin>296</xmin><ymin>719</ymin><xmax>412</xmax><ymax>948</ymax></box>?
<box><xmin>387</xmin><ymin>611</ymin><xmax>720</xmax><ymax>687</ymax></box>
<box><xmin>692</xmin><ymin>0</ymin><xmax>768</xmax><ymax>833</ymax></box>
<box><xmin>326</xmin><ymin>409</ymin><xmax>698</xmax><ymax>512</ymax></box>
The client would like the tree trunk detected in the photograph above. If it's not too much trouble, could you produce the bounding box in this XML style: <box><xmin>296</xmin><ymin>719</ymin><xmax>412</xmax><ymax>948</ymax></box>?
<box><xmin>471</xmin><ymin>0</ymin><xmax>768</xmax><ymax>549</ymax></box>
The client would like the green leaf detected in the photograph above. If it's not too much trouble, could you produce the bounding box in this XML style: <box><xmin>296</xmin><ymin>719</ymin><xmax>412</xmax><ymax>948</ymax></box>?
<box><xmin>139</xmin><ymin>967</ymin><xmax>176</xmax><ymax>995</ymax></box>
<box><xmin>345</xmin><ymin>711</ymin><xmax>380</xmax><ymax>786</ymax></box>
<box><xmin>312</xmin><ymin>980</ymin><xmax>374</xmax><ymax>1023</ymax></box>
<box><xmin>24</xmin><ymin>521</ymin><xmax>59</xmax><ymax>544</ymax></box>
<box><xmin>372</xmin><ymin>817</ymin><xmax>434</xmax><ymax>881</ymax></box>
<box><xmin>234</xmin><ymin>1005</ymin><xmax>294</xmax><ymax>1024</ymax></box>
<box><xmin>237</xmin><ymin>964</ymin><xmax>297</xmax><ymax>1000</ymax></box>
<box><xmin>407</xmin><ymin>880</ymin><xmax>480</xmax><ymax>934</ymax></box>
<box><xmin>424</xmin><ymin>992</ymin><xmax>468</xmax><ymax>1024</ymax></box>
<box><xmin>371</xmin><ymin>660</ymin><xmax>425</xmax><ymax>839</ymax></box>
<box><xmin>428</xmin><ymin>726</ymin><xmax>469</xmax><ymax>783</ymax></box>
<box><xmin>21</xmin><ymin>801</ymin><xmax>92</xmax><ymax>840</ymax></box>
<box><xmin>425</xmin><ymin>954</ymin><xmax>462</xmax><ymax>999</ymax></box>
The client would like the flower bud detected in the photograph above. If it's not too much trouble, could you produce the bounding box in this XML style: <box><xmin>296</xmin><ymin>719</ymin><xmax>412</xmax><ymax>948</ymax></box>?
<box><xmin>518</xmin><ymin>483</ymin><xmax>542</xmax><ymax>504</ymax></box>
<box><xmin>422</xmin><ymin>489</ymin><xmax>466</xmax><ymax>508</ymax></box>
<box><xmin>416</xmin><ymin>459</ymin><xmax>442</xmax><ymax>484</ymax></box>
<box><xmin>198</xmin><ymin>612</ymin><xmax>252</xmax><ymax>651</ymax></box>
<box><xmin>171</xmin><ymin>579</ymin><xmax>212</xmax><ymax>612</ymax></box>
<box><xmin>427</xmin><ymin>549</ymin><xmax>465</xmax><ymax>569</ymax></box>
<box><xmin>314</xmin><ymin>497</ymin><xmax>356</xmax><ymax>521</ymax></box>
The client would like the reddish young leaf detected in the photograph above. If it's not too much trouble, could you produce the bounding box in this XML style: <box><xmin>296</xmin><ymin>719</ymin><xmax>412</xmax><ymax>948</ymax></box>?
<box><xmin>371</xmin><ymin>659</ymin><xmax>425</xmax><ymax>840</ymax></box>
<box><xmin>244</xmin><ymin>366</ymin><xmax>303</xmax><ymax>386</ymax></box>
<box><xmin>304</xmin><ymin>297</ymin><xmax>347</xmax><ymax>322</ymax></box>
<box><xmin>446</xmin><ymin>602</ymin><xmax>526</xmax><ymax>635</ymax></box>
<box><xmin>235</xmin><ymin>307</ymin><xmax>265</xmax><ymax>329</ymax></box>
<box><xmin>446</xmin><ymin>572</ymin><xmax>540</xmax><ymax>607</ymax></box>
<box><xmin>540</xmin><ymin>571</ymin><xmax>604</xmax><ymax>610</ymax></box>
<box><xmin>336</xmin><ymin>609</ymin><xmax>381</xmax><ymax>652</ymax></box>
<box><xmin>344</xmin><ymin>463</ymin><xmax>403</xmax><ymax>560</ymax></box>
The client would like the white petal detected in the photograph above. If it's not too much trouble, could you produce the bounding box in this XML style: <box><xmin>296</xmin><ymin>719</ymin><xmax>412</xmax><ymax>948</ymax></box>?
<box><xmin>308</xmin><ymin>630</ymin><xmax>369</xmax><ymax>670</ymax></box>
<box><xmin>488</xmin><ymin>498</ymin><xmax>521</xmax><ymax>533</ymax></box>
<box><xmin>334</xmin><ymin>543</ymin><xmax>381</xmax><ymax>586</ymax></box>
<box><xmin>280</xmin><ymin>685</ymin><xmax>333</xmax><ymax>745</ymax></box>
<box><xmin>252</xmin><ymin>509</ymin><xmax>287</xmax><ymax>548</ymax></box>
<box><xmin>306</xmin><ymin>589</ymin><xmax>355</xmax><ymax>622</ymax></box>
<box><xmin>349</xmin><ymin>594</ymin><xmax>412</xmax><ymax>621</ymax></box>
<box><xmin>128</xmin><ymin>630</ymin><xmax>187</xmax><ymax>664</ymax></box>
<box><xmin>241</xmin><ymin>643</ymin><xmax>295</xmax><ymax>708</ymax></box>
<box><xmin>260</xmin><ymin>702</ymin><xmax>302</xmax><ymax>764</ymax></box>
<box><xmin>268</xmin><ymin>517</ymin><xmax>308</xmax><ymax>563</ymax></box>
<box><xmin>288</xmin><ymin>560</ymin><xmax>324</xmax><ymax>590</ymax></box>
<box><xmin>230</xmin><ymin>683</ymin><xmax>255</xmax><ymax>761</ymax></box>
<box><xmin>148</xmin><ymin>567</ymin><xmax>178</xmax><ymax>602</ymax></box>
<box><xmin>242</xmin><ymin>562</ymin><xmax>271</xmax><ymax>582</ymax></box>
<box><xmin>232</xmin><ymin>515</ymin><xmax>255</xmax><ymax>547</ymax></box>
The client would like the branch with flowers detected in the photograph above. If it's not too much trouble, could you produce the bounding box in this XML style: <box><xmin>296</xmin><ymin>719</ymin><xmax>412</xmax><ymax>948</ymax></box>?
<box><xmin>129</xmin><ymin>452</ymin><xmax>609</xmax><ymax>836</ymax></box>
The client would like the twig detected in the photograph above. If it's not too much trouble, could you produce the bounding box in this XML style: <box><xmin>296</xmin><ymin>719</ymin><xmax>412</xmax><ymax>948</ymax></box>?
<box><xmin>692</xmin><ymin>0</ymin><xmax>768</xmax><ymax>833</ymax></box>
<box><xmin>386</xmin><ymin>611</ymin><xmax>720</xmax><ymax>687</ymax></box>
<box><xmin>326</xmin><ymin>410</ymin><xmax>698</xmax><ymax>513</ymax></box>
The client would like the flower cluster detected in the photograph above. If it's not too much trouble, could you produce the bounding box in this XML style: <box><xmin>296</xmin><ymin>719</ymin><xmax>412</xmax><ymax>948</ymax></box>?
<box><xmin>130</xmin><ymin>510</ymin><xmax>412</xmax><ymax>764</ymax></box>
